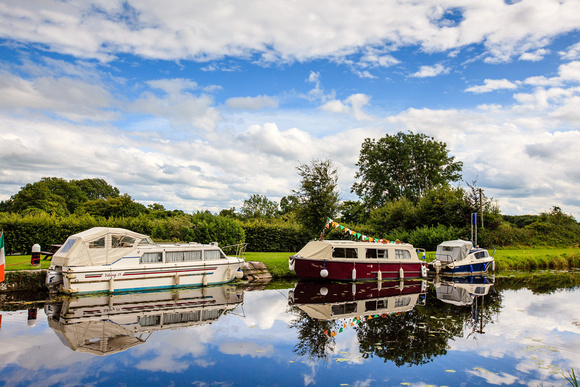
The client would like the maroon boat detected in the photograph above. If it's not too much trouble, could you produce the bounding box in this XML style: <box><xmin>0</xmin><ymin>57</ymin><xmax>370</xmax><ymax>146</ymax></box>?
<box><xmin>289</xmin><ymin>240</ymin><xmax>427</xmax><ymax>281</ymax></box>
<box><xmin>288</xmin><ymin>280</ymin><xmax>427</xmax><ymax>320</ymax></box>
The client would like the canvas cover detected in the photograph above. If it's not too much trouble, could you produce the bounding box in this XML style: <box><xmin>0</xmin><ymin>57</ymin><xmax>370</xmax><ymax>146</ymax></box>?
<box><xmin>295</xmin><ymin>241</ymin><xmax>333</xmax><ymax>260</ymax></box>
<box><xmin>435</xmin><ymin>240</ymin><xmax>473</xmax><ymax>263</ymax></box>
<box><xmin>49</xmin><ymin>319</ymin><xmax>144</xmax><ymax>356</ymax></box>
<box><xmin>51</xmin><ymin>227</ymin><xmax>150</xmax><ymax>267</ymax></box>
<box><xmin>435</xmin><ymin>284</ymin><xmax>474</xmax><ymax>306</ymax></box>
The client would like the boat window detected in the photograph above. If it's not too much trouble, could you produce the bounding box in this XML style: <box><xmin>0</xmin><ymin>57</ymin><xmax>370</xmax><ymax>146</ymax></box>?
<box><xmin>59</xmin><ymin>238</ymin><xmax>77</xmax><ymax>254</ymax></box>
<box><xmin>89</xmin><ymin>237</ymin><xmax>105</xmax><ymax>249</ymax></box>
<box><xmin>332</xmin><ymin>248</ymin><xmax>358</xmax><ymax>259</ymax></box>
<box><xmin>164</xmin><ymin>311</ymin><xmax>200</xmax><ymax>325</ymax></box>
<box><xmin>202</xmin><ymin>309</ymin><xmax>223</xmax><ymax>321</ymax></box>
<box><xmin>184</xmin><ymin>251</ymin><xmax>202</xmax><ymax>261</ymax></box>
<box><xmin>139</xmin><ymin>237</ymin><xmax>155</xmax><ymax>246</ymax></box>
<box><xmin>395</xmin><ymin>249</ymin><xmax>411</xmax><ymax>259</ymax></box>
<box><xmin>140</xmin><ymin>252</ymin><xmax>162</xmax><ymax>264</ymax></box>
<box><xmin>475</xmin><ymin>286</ymin><xmax>486</xmax><ymax>294</ymax></box>
<box><xmin>365</xmin><ymin>299</ymin><xmax>388</xmax><ymax>312</ymax></box>
<box><xmin>394</xmin><ymin>296</ymin><xmax>411</xmax><ymax>307</ymax></box>
<box><xmin>204</xmin><ymin>250</ymin><xmax>225</xmax><ymax>260</ymax></box>
<box><xmin>166</xmin><ymin>251</ymin><xmax>202</xmax><ymax>262</ymax></box>
<box><xmin>111</xmin><ymin>235</ymin><xmax>136</xmax><ymax>248</ymax></box>
<box><xmin>366</xmin><ymin>249</ymin><xmax>388</xmax><ymax>259</ymax></box>
<box><xmin>139</xmin><ymin>315</ymin><xmax>161</xmax><ymax>327</ymax></box>
<box><xmin>474</xmin><ymin>251</ymin><xmax>488</xmax><ymax>259</ymax></box>
<box><xmin>331</xmin><ymin>302</ymin><xmax>357</xmax><ymax>316</ymax></box>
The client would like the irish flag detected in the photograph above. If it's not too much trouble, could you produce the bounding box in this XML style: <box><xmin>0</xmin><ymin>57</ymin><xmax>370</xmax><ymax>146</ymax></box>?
<box><xmin>0</xmin><ymin>230</ymin><xmax>5</xmax><ymax>282</ymax></box>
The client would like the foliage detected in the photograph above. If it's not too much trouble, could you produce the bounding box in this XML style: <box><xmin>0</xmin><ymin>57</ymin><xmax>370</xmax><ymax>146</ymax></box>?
<box><xmin>369</xmin><ymin>197</ymin><xmax>417</xmax><ymax>232</ymax></box>
<box><xmin>408</xmin><ymin>225</ymin><xmax>463</xmax><ymax>251</ymax></box>
<box><xmin>339</xmin><ymin>200</ymin><xmax>370</xmax><ymax>224</ymax></box>
<box><xmin>352</xmin><ymin>131</ymin><xmax>462</xmax><ymax>207</ymax></box>
<box><xmin>0</xmin><ymin>212</ymin><xmax>244</xmax><ymax>254</ymax></box>
<box><xmin>241</xmin><ymin>219</ymin><xmax>310</xmax><ymax>252</ymax></box>
<box><xmin>294</xmin><ymin>158</ymin><xmax>341</xmax><ymax>238</ymax></box>
<box><xmin>1</xmin><ymin>177</ymin><xmax>120</xmax><ymax>215</ymax></box>
<box><xmin>239</xmin><ymin>194</ymin><xmax>279</xmax><ymax>220</ymax></box>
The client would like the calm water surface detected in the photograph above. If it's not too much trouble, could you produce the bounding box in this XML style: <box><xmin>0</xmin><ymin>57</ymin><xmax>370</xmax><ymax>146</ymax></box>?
<box><xmin>1</xmin><ymin>273</ymin><xmax>579</xmax><ymax>387</ymax></box>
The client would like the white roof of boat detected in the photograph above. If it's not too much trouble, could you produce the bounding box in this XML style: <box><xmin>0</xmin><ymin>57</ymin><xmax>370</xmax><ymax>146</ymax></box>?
<box><xmin>51</xmin><ymin>227</ymin><xmax>151</xmax><ymax>267</ymax></box>
<box><xmin>438</xmin><ymin>240</ymin><xmax>473</xmax><ymax>248</ymax></box>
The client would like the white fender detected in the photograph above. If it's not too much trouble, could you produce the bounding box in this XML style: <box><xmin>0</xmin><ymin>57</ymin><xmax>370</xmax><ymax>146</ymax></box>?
<box><xmin>320</xmin><ymin>268</ymin><xmax>329</xmax><ymax>278</ymax></box>
<box><xmin>492</xmin><ymin>260</ymin><xmax>495</xmax><ymax>271</ymax></box>
<box><xmin>320</xmin><ymin>287</ymin><xmax>328</xmax><ymax>296</ymax></box>
<box><xmin>377</xmin><ymin>270</ymin><xmax>382</xmax><ymax>281</ymax></box>
<box><xmin>202</xmin><ymin>274</ymin><xmax>208</xmax><ymax>286</ymax></box>
<box><xmin>351</xmin><ymin>283</ymin><xmax>356</xmax><ymax>295</ymax></box>
<box><xmin>351</xmin><ymin>268</ymin><xmax>357</xmax><ymax>281</ymax></box>
<box><xmin>421</xmin><ymin>264</ymin><xmax>427</xmax><ymax>278</ymax></box>
<box><xmin>399</xmin><ymin>267</ymin><xmax>404</xmax><ymax>279</ymax></box>
<box><xmin>289</xmin><ymin>257</ymin><xmax>295</xmax><ymax>271</ymax></box>
<box><xmin>109</xmin><ymin>278</ymin><xmax>115</xmax><ymax>293</ymax></box>
<box><xmin>174</xmin><ymin>273</ymin><xmax>180</xmax><ymax>285</ymax></box>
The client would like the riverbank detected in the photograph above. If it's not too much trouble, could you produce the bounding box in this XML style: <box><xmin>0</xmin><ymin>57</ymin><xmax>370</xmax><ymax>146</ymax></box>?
<box><xmin>4</xmin><ymin>247</ymin><xmax>579</xmax><ymax>281</ymax></box>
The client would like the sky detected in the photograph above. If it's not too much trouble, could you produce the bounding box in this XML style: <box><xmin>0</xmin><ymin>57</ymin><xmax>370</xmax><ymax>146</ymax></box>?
<box><xmin>0</xmin><ymin>0</ymin><xmax>580</xmax><ymax>219</ymax></box>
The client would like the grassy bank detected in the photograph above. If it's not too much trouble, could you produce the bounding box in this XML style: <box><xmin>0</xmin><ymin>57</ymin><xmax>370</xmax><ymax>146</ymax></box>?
<box><xmin>5</xmin><ymin>247</ymin><xmax>579</xmax><ymax>278</ymax></box>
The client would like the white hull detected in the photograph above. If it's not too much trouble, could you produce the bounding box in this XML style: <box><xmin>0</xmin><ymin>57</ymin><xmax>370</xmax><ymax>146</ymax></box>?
<box><xmin>49</xmin><ymin>258</ymin><xmax>243</xmax><ymax>294</ymax></box>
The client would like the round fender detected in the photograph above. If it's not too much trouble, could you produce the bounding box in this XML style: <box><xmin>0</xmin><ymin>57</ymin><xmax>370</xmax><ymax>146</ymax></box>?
<box><xmin>235</xmin><ymin>268</ymin><xmax>244</xmax><ymax>279</ymax></box>
<box><xmin>320</xmin><ymin>287</ymin><xmax>328</xmax><ymax>296</ymax></box>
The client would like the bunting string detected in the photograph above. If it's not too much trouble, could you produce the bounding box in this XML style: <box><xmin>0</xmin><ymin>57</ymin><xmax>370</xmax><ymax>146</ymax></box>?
<box><xmin>319</xmin><ymin>218</ymin><xmax>401</xmax><ymax>244</ymax></box>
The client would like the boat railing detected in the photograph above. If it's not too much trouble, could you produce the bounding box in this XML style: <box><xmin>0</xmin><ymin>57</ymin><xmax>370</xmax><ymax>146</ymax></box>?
<box><xmin>222</xmin><ymin>243</ymin><xmax>248</xmax><ymax>260</ymax></box>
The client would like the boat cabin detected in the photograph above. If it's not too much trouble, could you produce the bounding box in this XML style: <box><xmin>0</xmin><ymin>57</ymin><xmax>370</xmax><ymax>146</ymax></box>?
<box><xmin>435</xmin><ymin>240</ymin><xmax>489</xmax><ymax>263</ymax></box>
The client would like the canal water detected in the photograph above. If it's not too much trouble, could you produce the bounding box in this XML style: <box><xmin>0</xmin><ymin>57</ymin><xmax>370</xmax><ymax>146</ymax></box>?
<box><xmin>1</xmin><ymin>272</ymin><xmax>579</xmax><ymax>386</ymax></box>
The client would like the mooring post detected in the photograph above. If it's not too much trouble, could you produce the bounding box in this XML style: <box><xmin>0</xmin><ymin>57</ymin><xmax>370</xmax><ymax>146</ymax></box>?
<box><xmin>31</xmin><ymin>244</ymin><xmax>41</xmax><ymax>266</ymax></box>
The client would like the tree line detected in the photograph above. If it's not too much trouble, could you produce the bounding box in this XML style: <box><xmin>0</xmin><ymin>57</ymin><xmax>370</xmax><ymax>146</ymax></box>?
<box><xmin>1</xmin><ymin>131</ymin><xmax>578</xmax><ymax>251</ymax></box>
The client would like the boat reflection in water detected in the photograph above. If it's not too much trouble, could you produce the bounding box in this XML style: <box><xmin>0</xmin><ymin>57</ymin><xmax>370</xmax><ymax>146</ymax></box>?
<box><xmin>433</xmin><ymin>275</ymin><xmax>495</xmax><ymax>337</ymax></box>
<box><xmin>433</xmin><ymin>275</ymin><xmax>494</xmax><ymax>307</ymax></box>
<box><xmin>289</xmin><ymin>279</ymin><xmax>427</xmax><ymax>320</ymax></box>
<box><xmin>44</xmin><ymin>284</ymin><xmax>244</xmax><ymax>356</ymax></box>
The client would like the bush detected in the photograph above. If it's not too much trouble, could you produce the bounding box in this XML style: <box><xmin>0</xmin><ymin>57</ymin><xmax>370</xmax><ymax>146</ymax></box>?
<box><xmin>407</xmin><ymin>225</ymin><xmax>463</xmax><ymax>251</ymax></box>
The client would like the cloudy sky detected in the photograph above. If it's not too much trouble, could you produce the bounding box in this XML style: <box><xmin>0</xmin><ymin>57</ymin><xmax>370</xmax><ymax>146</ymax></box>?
<box><xmin>1</xmin><ymin>0</ymin><xmax>580</xmax><ymax>219</ymax></box>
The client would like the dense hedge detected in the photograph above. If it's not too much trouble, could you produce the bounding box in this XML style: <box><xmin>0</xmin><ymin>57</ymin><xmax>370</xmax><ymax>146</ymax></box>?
<box><xmin>0</xmin><ymin>212</ymin><xmax>245</xmax><ymax>254</ymax></box>
<box><xmin>242</xmin><ymin>220</ymin><xmax>311</xmax><ymax>252</ymax></box>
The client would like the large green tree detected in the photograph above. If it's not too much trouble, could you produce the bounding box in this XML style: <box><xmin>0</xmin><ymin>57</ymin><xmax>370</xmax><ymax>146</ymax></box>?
<box><xmin>352</xmin><ymin>131</ymin><xmax>463</xmax><ymax>208</ymax></box>
<box><xmin>294</xmin><ymin>158</ymin><xmax>341</xmax><ymax>237</ymax></box>
<box><xmin>239</xmin><ymin>194</ymin><xmax>279</xmax><ymax>219</ymax></box>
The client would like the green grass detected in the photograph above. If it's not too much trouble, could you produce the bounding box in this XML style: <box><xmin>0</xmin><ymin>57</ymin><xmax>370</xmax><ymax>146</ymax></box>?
<box><xmin>6</xmin><ymin>247</ymin><xmax>579</xmax><ymax>278</ymax></box>
<box><xmin>4</xmin><ymin>255</ymin><xmax>51</xmax><ymax>270</ymax></box>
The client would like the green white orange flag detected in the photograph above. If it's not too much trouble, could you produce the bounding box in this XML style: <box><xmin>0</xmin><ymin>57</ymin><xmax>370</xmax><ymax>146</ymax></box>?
<box><xmin>0</xmin><ymin>230</ymin><xmax>5</xmax><ymax>282</ymax></box>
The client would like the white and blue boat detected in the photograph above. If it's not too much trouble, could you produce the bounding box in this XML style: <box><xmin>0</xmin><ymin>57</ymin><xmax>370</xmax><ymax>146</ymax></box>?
<box><xmin>428</xmin><ymin>239</ymin><xmax>495</xmax><ymax>276</ymax></box>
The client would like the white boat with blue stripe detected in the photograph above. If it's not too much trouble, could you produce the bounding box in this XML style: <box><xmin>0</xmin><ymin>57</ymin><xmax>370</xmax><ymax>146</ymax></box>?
<box><xmin>46</xmin><ymin>227</ymin><xmax>245</xmax><ymax>294</ymax></box>
<box><xmin>428</xmin><ymin>239</ymin><xmax>495</xmax><ymax>276</ymax></box>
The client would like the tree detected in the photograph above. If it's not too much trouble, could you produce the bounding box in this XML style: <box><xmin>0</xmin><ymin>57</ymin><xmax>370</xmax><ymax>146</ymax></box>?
<box><xmin>294</xmin><ymin>158</ymin><xmax>341</xmax><ymax>237</ymax></box>
<box><xmin>279</xmin><ymin>195</ymin><xmax>300</xmax><ymax>215</ymax></box>
<box><xmin>339</xmin><ymin>200</ymin><xmax>370</xmax><ymax>224</ymax></box>
<box><xmin>352</xmin><ymin>131</ymin><xmax>463</xmax><ymax>208</ymax></box>
<box><xmin>72</xmin><ymin>178</ymin><xmax>120</xmax><ymax>200</ymax></box>
<box><xmin>9</xmin><ymin>177</ymin><xmax>86</xmax><ymax>215</ymax></box>
<box><xmin>239</xmin><ymin>194</ymin><xmax>279</xmax><ymax>219</ymax></box>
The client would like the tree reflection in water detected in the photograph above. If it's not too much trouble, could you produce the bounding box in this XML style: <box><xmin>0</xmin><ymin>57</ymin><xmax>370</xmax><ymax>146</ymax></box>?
<box><xmin>288</xmin><ymin>277</ymin><xmax>502</xmax><ymax>366</ymax></box>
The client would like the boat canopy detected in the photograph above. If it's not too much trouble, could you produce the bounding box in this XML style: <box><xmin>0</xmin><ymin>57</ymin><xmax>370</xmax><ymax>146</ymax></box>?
<box><xmin>435</xmin><ymin>240</ymin><xmax>473</xmax><ymax>263</ymax></box>
<box><xmin>49</xmin><ymin>319</ymin><xmax>145</xmax><ymax>356</ymax></box>
<box><xmin>295</xmin><ymin>241</ymin><xmax>333</xmax><ymax>260</ymax></box>
<box><xmin>51</xmin><ymin>227</ymin><xmax>153</xmax><ymax>267</ymax></box>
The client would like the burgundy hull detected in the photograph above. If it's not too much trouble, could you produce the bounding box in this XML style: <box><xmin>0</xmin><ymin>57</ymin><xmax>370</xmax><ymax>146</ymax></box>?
<box><xmin>293</xmin><ymin>257</ymin><xmax>425</xmax><ymax>281</ymax></box>
<box><xmin>289</xmin><ymin>280</ymin><xmax>425</xmax><ymax>305</ymax></box>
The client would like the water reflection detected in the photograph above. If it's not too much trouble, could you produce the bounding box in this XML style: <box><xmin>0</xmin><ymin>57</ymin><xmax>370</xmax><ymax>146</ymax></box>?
<box><xmin>288</xmin><ymin>276</ymin><xmax>500</xmax><ymax>366</ymax></box>
<box><xmin>45</xmin><ymin>285</ymin><xmax>244</xmax><ymax>356</ymax></box>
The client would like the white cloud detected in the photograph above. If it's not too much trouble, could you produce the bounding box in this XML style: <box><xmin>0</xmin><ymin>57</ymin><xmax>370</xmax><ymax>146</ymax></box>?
<box><xmin>1</xmin><ymin>1</ymin><xmax>579</xmax><ymax>64</ymax></box>
<box><xmin>519</xmin><ymin>48</ymin><xmax>550</xmax><ymax>61</ymax></box>
<box><xmin>410</xmin><ymin>64</ymin><xmax>449</xmax><ymax>78</ymax></box>
<box><xmin>225</xmin><ymin>95</ymin><xmax>279</xmax><ymax>110</ymax></box>
<box><xmin>559</xmin><ymin>41</ymin><xmax>580</xmax><ymax>60</ymax></box>
<box><xmin>321</xmin><ymin>94</ymin><xmax>372</xmax><ymax>121</ymax></box>
<box><xmin>465</xmin><ymin>79</ymin><xmax>519</xmax><ymax>94</ymax></box>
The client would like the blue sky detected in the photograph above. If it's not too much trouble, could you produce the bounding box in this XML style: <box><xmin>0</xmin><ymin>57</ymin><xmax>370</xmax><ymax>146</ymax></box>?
<box><xmin>1</xmin><ymin>0</ymin><xmax>580</xmax><ymax>219</ymax></box>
